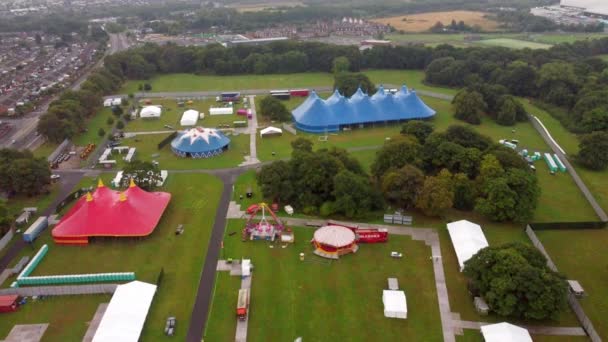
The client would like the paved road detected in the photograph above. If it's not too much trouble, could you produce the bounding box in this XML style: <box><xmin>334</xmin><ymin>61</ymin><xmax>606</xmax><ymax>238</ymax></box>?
<box><xmin>185</xmin><ymin>169</ymin><xmax>243</xmax><ymax>342</ymax></box>
<box><xmin>529</xmin><ymin>114</ymin><xmax>608</xmax><ymax>222</ymax></box>
<box><xmin>105</xmin><ymin>86</ymin><xmax>455</xmax><ymax>101</ymax></box>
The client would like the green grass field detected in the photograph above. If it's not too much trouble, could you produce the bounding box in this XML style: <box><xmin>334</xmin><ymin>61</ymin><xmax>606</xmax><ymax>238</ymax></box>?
<box><xmin>205</xmin><ymin>221</ymin><xmax>443</xmax><ymax>341</ymax></box>
<box><xmin>72</xmin><ymin>107</ymin><xmax>115</xmax><ymax>147</ymax></box>
<box><xmin>475</xmin><ymin>38</ymin><xmax>552</xmax><ymax>49</ymax></box>
<box><xmin>126</xmin><ymin>98</ymin><xmax>248</xmax><ymax>132</ymax></box>
<box><xmin>456</xmin><ymin>329</ymin><xmax>589</xmax><ymax>341</ymax></box>
<box><xmin>120</xmin><ymin>69</ymin><xmax>458</xmax><ymax>96</ymax></box>
<box><xmin>537</xmin><ymin>229</ymin><xmax>608</xmax><ymax>339</ymax></box>
<box><xmin>0</xmin><ymin>173</ymin><xmax>223</xmax><ymax>341</ymax></box>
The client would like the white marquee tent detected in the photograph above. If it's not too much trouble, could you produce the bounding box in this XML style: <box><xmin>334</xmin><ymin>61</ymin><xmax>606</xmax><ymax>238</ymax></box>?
<box><xmin>92</xmin><ymin>281</ymin><xmax>157</xmax><ymax>342</ymax></box>
<box><xmin>140</xmin><ymin>106</ymin><xmax>162</xmax><ymax>119</ymax></box>
<box><xmin>446</xmin><ymin>220</ymin><xmax>489</xmax><ymax>272</ymax></box>
<box><xmin>180</xmin><ymin>109</ymin><xmax>199</xmax><ymax>126</ymax></box>
<box><xmin>481</xmin><ymin>322</ymin><xmax>532</xmax><ymax>342</ymax></box>
<box><xmin>260</xmin><ymin>126</ymin><xmax>283</xmax><ymax>137</ymax></box>
<box><xmin>382</xmin><ymin>290</ymin><xmax>407</xmax><ymax>319</ymax></box>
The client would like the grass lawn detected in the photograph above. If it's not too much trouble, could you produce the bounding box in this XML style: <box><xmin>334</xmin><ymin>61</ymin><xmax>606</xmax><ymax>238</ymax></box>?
<box><xmin>126</xmin><ymin>98</ymin><xmax>248</xmax><ymax>132</ymax></box>
<box><xmin>0</xmin><ymin>295</ymin><xmax>111</xmax><ymax>341</ymax></box>
<box><xmin>120</xmin><ymin>69</ymin><xmax>457</xmax><ymax>96</ymax></box>
<box><xmin>72</xmin><ymin>107</ymin><xmax>115</xmax><ymax>147</ymax></box>
<box><xmin>527</xmin><ymin>32</ymin><xmax>607</xmax><ymax>45</ymax></box>
<box><xmin>475</xmin><ymin>38</ymin><xmax>552</xmax><ymax>50</ymax></box>
<box><xmin>31</xmin><ymin>142</ymin><xmax>58</xmax><ymax>159</ymax></box>
<box><xmin>205</xmin><ymin>221</ymin><xmax>443</xmax><ymax>341</ymax></box>
<box><xmin>456</xmin><ymin>329</ymin><xmax>589</xmax><ymax>341</ymax></box>
<box><xmin>117</xmin><ymin>132</ymin><xmax>249</xmax><ymax>170</ymax></box>
<box><xmin>536</xmin><ymin>229</ymin><xmax>608</xmax><ymax>339</ymax></box>
<box><xmin>0</xmin><ymin>173</ymin><xmax>223</xmax><ymax>341</ymax></box>
<box><xmin>523</xmin><ymin>100</ymin><xmax>608</xmax><ymax>215</ymax></box>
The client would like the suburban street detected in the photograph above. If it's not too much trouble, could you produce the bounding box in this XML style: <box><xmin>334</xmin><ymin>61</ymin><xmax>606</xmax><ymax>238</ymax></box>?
<box><xmin>0</xmin><ymin>32</ymin><xmax>131</xmax><ymax>150</ymax></box>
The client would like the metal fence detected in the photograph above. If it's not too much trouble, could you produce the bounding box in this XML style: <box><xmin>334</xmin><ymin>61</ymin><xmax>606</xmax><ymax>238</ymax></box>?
<box><xmin>0</xmin><ymin>229</ymin><xmax>14</xmax><ymax>252</ymax></box>
<box><xmin>0</xmin><ymin>284</ymin><xmax>118</xmax><ymax>296</ymax></box>
<box><xmin>525</xmin><ymin>225</ymin><xmax>602</xmax><ymax>342</ymax></box>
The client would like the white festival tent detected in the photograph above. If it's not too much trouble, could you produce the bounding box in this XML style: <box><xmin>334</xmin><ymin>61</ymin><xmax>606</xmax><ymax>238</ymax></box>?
<box><xmin>140</xmin><ymin>106</ymin><xmax>162</xmax><ymax>118</ymax></box>
<box><xmin>446</xmin><ymin>220</ymin><xmax>489</xmax><ymax>272</ymax></box>
<box><xmin>92</xmin><ymin>281</ymin><xmax>157</xmax><ymax>342</ymax></box>
<box><xmin>382</xmin><ymin>290</ymin><xmax>407</xmax><ymax>319</ymax></box>
<box><xmin>180</xmin><ymin>109</ymin><xmax>199</xmax><ymax>126</ymax></box>
<box><xmin>260</xmin><ymin>126</ymin><xmax>283</xmax><ymax>137</ymax></box>
<box><xmin>481</xmin><ymin>322</ymin><xmax>532</xmax><ymax>342</ymax></box>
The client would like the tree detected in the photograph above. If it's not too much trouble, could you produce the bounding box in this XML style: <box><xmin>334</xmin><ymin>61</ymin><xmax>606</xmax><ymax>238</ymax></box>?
<box><xmin>35</xmin><ymin>33</ymin><xmax>42</xmax><ymax>45</ymax></box>
<box><xmin>111</xmin><ymin>106</ymin><xmax>123</xmax><ymax>117</ymax></box>
<box><xmin>452</xmin><ymin>89</ymin><xmax>486</xmax><ymax>125</ymax></box>
<box><xmin>333</xmin><ymin>73</ymin><xmax>375</xmax><ymax>97</ymax></box>
<box><xmin>416</xmin><ymin>169</ymin><xmax>454</xmax><ymax>217</ymax></box>
<box><xmin>291</xmin><ymin>138</ymin><xmax>313</xmax><ymax>154</ymax></box>
<box><xmin>98</xmin><ymin>128</ymin><xmax>106</xmax><ymax>137</ymax></box>
<box><xmin>122</xmin><ymin>160</ymin><xmax>162</xmax><ymax>191</ymax></box>
<box><xmin>381</xmin><ymin>164</ymin><xmax>424</xmax><ymax>209</ymax></box>
<box><xmin>577</xmin><ymin>131</ymin><xmax>608</xmax><ymax>170</ymax></box>
<box><xmin>116</xmin><ymin>120</ymin><xmax>125</xmax><ymax>129</ymax></box>
<box><xmin>463</xmin><ymin>243</ymin><xmax>567</xmax><ymax>320</ymax></box>
<box><xmin>332</xmin><ymin>170</ymin><xmax>380</xmax><ymax>218</ymax></box>
<box><xmin>332</xmin><ymin>56</ymin><xmax>351</xmax><ymax>74</ymax></box>
<box><xmin>0</xmin><ymin>202</ymin><xmax>12</xmax><ymax>235</ymax></box>
<box><xmin>257</xmin><ymin>161</ymin><xmax>293</xmax><ymax>203</ymax></box>
<box><xmin>143</xmin><ymin>83</ymin><xmax>152</xmax><ymax>91</ymax></box>
<box><xmin>496</xmin><ymin>96</ymin><xmax>526</xmax><ymax>126</ymax></box>
<box><xmin>107</xmin><ymin>117</ymin><xmax>115</xmax><ymax>126</ymax></box>
<box><xmin>259</xmin><ymin>96</ymin><xmax>291</xmax><ymax>122</ymax></box>
<box><xmin>452</xmin><ymin>172</ymin><xmax>475</xmax><ymax>210</ymax></box>
<box><xmin>400</xmin><ymin>120</ymin><xmax>434</xmax><ymax>143</ymax></box>
<box><xmin>0</xmin><ymin>149</ymin><xmax>51</xmax><ymax>196</ymax></box>
<box><xmin>371</xmin><ymin>135</ymin><xmax>422</xmax><ymax>179</ymax></box>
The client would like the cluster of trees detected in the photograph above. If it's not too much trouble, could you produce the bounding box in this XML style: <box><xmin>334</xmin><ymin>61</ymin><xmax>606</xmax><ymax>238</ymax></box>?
<box><xmin>464</xmin><ymin>242</ymin><xmax>567</xmax><ymax>320</ymax></box>
<box><xmin>259</xmin><ymin>96</ymin><xmax>290</xmax><ymax>122</ymax></box>
<box><xmin>452</xmin><ymin>85</ymin><xmax>526</xmax><ymax>126</ymax></box>
<box><xmin>37</xmin><ymin>69</ymin><xmax>122</xmax><ymax>142</ymax></box>
<box><xmin>430</xmin><ymin>20</ymin><xmax>480</xmax><ymax>33</ymax></box>
<box><xmin>257</xmin><ymin>139</ymin><xmax>382</xmax><ymax>218</ymax></box>
<box><xmin>333</xmin><ymin>72</ymin><xmax>376</xmax><ymax>97</ymax></box>
<box><xmin>0</xmin><ymin>149</ymin><xmax>51</xmax><ymax>196</ymax></box>
<box><xmin>372</xmin><ymin>122</ymin><xmax>540</xmax><ymax>222</ymax></box>
<box><xmin>0</xmin><ymin>202</ymin><xmax>11</xmax><ymax>235</ymax></box>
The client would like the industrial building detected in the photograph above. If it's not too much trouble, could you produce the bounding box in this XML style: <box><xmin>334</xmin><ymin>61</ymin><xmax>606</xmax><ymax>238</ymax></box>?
<box><xmin>561</xmin><ymin>0</ymin><xmax>608</xmax><ymax>17</ymax></box>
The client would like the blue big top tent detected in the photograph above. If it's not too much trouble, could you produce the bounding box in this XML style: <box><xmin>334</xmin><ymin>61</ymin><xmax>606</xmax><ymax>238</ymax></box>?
<box><xmin>171</xmin><ymin>127</ymin><xmax>231</xmax><ymax>158</ymax></box>
<box><xmin>292</xmin><ymin>85</ymin><xmax>436</xmax><ymax>133</ymax></box>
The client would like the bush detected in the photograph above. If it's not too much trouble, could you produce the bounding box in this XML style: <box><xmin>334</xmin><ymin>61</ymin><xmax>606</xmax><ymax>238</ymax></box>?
<box><xmin>116</xmin><ymin>120</ymin><xmax>125</xmax><ymax>129</ymax></box>
<box><xmin>107</xmin><ymin>117</ymin><xmax>115</xmax><ymax>125</ymax></box>
<box><xmin>98</xmin><ymin>128</ymin><xmax>106</xmax><ymax>137</ymax></box>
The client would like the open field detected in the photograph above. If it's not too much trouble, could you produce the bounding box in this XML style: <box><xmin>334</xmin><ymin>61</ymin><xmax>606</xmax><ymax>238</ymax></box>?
<box><xmin>475</xmin><ymin>38</ymin><xmax>552</xmax><ymax>50</ymax></box>
<box><xmin>0</xmin><ymin>173</ymin><xmax>223</xmax><ymax>341</ymax></box>
<box><xmin>205</xmin><ymin>221</ymin><xmax>443</xmax><ymax>341</ymax></box>
<box><xmin>72</xmin><ymin>107</ymin><xmax>114</xmax><ymax>147</ymax></box>
<box><xmin>372</xmin><ymin>11</ymin><xmax>499</xmax><ymax>32</ymax></box>
<box><xmin>125</xmin><ymin>98</ymin><xmax>248</xmax><ymax>132</ymax></box>
<box><xmin>227</xmin><ymin>1</ymin><xmax>304</xmax><ymax>12</ymax></box>
<box><xmin>524</xmin><ymin>100</ymin><xmax>608</xmax><ymax>214</ymax></box>
<box><xmin>537</xmin><ymin>229</ymin><xmax>608</xmax><ymax>339</ymax></box>
<box><xmin>119</xmin><ymin>69</ymin><xmax>458</xmax><ymax>96</ymax></box>
<box><xmin>117</xmin><ymin>132</ymin><xmax>250</xmax><ymax>170</ymax></box>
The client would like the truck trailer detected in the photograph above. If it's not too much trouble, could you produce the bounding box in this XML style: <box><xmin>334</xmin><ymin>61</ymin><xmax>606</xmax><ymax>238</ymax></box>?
<box><xmin>23</xmin><ymin>216</ymin><xmax>48</xmax><ymax>243</ymax></box>
<box><xmin>236</xmin><ymin>288</ymin><xmax>250</xmax><ymax>321</ymax></box>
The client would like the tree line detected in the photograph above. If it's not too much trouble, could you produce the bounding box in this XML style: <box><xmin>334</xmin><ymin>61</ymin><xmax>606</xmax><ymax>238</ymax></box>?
<box><xmin>257</xmin><ymin>122</ymin><xmax>540</xmax><ymax>222</ymax></box>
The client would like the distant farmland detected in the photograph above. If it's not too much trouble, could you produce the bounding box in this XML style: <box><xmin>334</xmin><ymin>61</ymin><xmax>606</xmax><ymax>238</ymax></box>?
<box><xmin>372</xmin><ymin>10</ymin><xmax>499</xmax><ymax>32</ymax></box>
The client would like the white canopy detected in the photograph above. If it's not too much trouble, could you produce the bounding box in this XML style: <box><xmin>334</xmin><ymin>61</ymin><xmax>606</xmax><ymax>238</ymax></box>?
<box><xmin>209</xmin><ymin>107</ymin><xmax>233</xmax><ymax>115</ymax></box>
<box><xmin>314</xmin><ymin>225</ymin><xmax>356</xmax><ymax>248</ymax></box>
<box><xmin>180</xmin><ymin>109</ymin><xmax>199</xmax><ymax>126</ymax></box>
<box><xmin>382</xmin><ymin>290</ymin><xmax>407</xmax><ymax>319</ymax></box>
<box><xmin>481</xmin><ymin>322</ymin><xmax>532</xmax><ymax>342</ymax></box>
<box><xmin>140</xmin><ymin>106</ymin><xmax>161</xmax><ymax>118</ymax></box>
<box><xmin>93</xmin><ymin>281</ymin><xmax>157</xmax><ymax>342</ymax></box>
<box><xmin>242</xmin><ymin>259</ymin><xmax>252</xmax><ymax>277</ymax></box>
<box><xmin>103</xmin><ymin>98</ymin><xmax>112</xmax><ymax>107</ymax></box>
<box><xmin>260</xmin><ymin>126</ymin><xmax>283</xmax><ymax>137</ymax></box>
<box><xmin>446</xmin><ymin>220</ymin><xmax>489</xmax><ymax>272</ymax></box>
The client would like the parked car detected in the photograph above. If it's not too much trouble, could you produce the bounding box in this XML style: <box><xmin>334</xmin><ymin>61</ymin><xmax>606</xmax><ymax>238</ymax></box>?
<box><xmin>50</xmin><ymin>174</ymin><xmax>61</xmax><ymax>180</ymax></box>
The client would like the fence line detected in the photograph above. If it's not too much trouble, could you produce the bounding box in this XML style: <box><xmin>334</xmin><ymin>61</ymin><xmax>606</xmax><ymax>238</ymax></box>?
<box><xmin>0</xmin><ymin>284</ymin><xmax>118</xmax><ymax>296</ymax></box>
<box><xmin>0</xmin><ymin>229</ymin><xmax>14</xmax><ymax>252</ymax></box>
<box><xmin>525</xmin><ymin>225</ymin><xmax>602</xmax><ymax>342</ymax></box>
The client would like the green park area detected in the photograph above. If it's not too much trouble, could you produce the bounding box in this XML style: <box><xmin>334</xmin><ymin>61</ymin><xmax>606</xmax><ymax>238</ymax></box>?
<box><xmin>0</xmin><ymin>173</ymin><xmax>223</xmax><ymax>341</ymax></box>
<box><xmin>205</xmin><ymin>221</ymin><xmax>442</xmax><ymax>342</ymax></box>
<box><xmin>536</xmin><ymin>229</ymin><xmax>608</xmax><ymax>339</ymax></box>
<box><xmin>119</xmin><ymin>69</ymin><xmax>458</xmax><ymax>96</ymax></box>
<box><xmin>475</xmin><ymin>38</ymin><xmax>552</xmax><ymax>50</ymax></box>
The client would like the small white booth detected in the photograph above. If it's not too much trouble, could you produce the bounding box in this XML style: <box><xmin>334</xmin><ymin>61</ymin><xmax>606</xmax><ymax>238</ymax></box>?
<box><xmin>260</xmin><ymin>126</ymin><xmax>283</xmax><ymax>137</ymax></box>
<box><xmin>242</xmin><ymin>259</ymin><xmax>252</xmax><ymax>277</ymax></box>
<box><xmin>180</xmin><ymin>109</ymin><xmax>199</xmax><ymax>126</ymax></box>
<box><xmin>209</xmin><ymin>107</ymin><xmax>233</xmax><ymax>115</ymax></box>
<box><xmin>481</xmin><ymin>322</ymin><xmax>532</xmax><ymax>342</ymax></box>
<box><xmin>140</xmin><ymin>106</ymin><xmax>162</xmax><ymax>119</ymax></box>
<box><xmin>382</xmin><ymin>290</ymin><xmax>407</xmax><ymax>319</ymax></box>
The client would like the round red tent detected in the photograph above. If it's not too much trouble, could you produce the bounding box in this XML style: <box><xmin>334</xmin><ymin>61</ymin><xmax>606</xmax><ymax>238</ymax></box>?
<box><xmin>52</xmin><ymin>179</ymin><xmax>171</xmax><ymax>245</ymax></box>
<box><xmin>312</xmin><ymin>225</ymin><xmax>358</xmax><ymax>259</ymax></box>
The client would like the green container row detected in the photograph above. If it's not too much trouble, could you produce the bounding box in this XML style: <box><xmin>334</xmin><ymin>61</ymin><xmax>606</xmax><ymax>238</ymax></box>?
<box><xmin>18</xmin><ymin>244</ymin><xmax>48</xmax><ymax>278</ymax></box>
<box><xmin>17</xmin><ymin>272</ymin><xmax>135</xmax><ymax>286</ymax></box>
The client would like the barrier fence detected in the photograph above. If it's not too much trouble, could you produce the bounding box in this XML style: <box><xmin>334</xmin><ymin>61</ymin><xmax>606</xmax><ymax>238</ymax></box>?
<box><xmin>157</xmin><ymin>132</ymin><xmax>177</xmax><ymax>150</ymax></box>
<box><xmin>0</xmin><ymin>229</ymin><xmax>14</xmax><ymax>252</ymax></box>
<box><xmin>529</xmin><ymin>221</ymin><xmax>606</xmax><ymax>230</ymax></box>
<box><xmin>525</xmin><ymin>225</ymin><xmax>602</xmax><ymax>342</ymax></box>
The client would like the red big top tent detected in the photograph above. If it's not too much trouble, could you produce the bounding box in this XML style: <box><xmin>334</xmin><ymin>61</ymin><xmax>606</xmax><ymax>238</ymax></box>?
<box><xmin>52</xmin><ymin>179</ymin><xmax>171</xmax><ymax>245</ymax></box>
